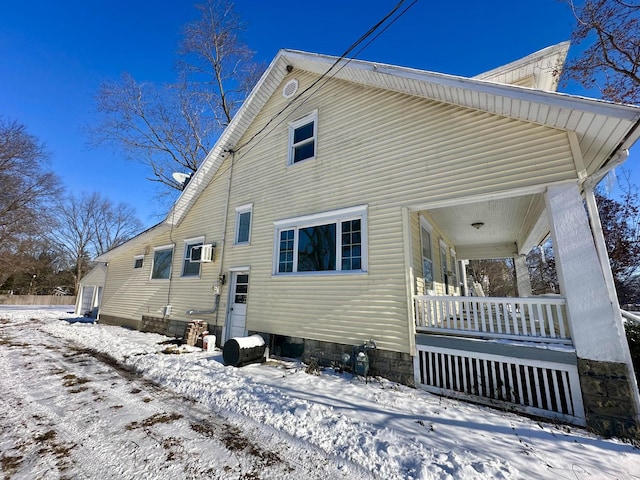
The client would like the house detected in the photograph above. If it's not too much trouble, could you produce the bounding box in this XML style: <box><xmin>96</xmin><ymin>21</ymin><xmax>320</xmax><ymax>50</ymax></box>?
<box><xmin>74</xmin><ymin>264</ymin><xmax>106</xmax><ymax>317</ymax></box>
<box><xmin>96</xmin><ymin>42</ymin><xmax>640</xmax><ymax>437</ymax></box>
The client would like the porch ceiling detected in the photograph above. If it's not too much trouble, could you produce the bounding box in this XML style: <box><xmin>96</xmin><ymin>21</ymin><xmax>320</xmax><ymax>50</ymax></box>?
<box><xmin>426</xmin><ymin>193</ymin><xmax>548</xmax><ymax>259</ymax></box>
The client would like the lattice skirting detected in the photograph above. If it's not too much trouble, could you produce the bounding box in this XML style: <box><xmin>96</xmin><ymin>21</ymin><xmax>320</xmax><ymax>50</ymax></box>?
<box><xmin>415</xmin><ymin>344</ymin><xmax>585</xmax><ymax>425</ymax></box>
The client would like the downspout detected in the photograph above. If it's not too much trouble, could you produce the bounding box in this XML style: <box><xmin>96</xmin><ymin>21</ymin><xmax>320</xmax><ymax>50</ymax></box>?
<box><xmin>581</xmin><ymin>147</ymin><xmax>640</xmax><ymax>424</ymax></box>
<box><xmin>186</xmin><ymin>150</ymin><xmax>235</xmax><ymax>330</ymax></box>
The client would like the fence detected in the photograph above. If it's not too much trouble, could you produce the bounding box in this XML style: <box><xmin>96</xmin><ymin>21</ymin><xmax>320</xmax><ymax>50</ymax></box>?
<box><xmin>0</xmin><ymin>295</ymin><xmax>76</xmax><ymax>306</ymax></box>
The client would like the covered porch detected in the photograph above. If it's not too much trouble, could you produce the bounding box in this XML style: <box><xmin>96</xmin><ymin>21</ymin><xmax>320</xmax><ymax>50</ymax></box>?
<box><xmin>405</xmin><ymin>182</ymin><xmax>639</xmax><ymax>428</ymax></box>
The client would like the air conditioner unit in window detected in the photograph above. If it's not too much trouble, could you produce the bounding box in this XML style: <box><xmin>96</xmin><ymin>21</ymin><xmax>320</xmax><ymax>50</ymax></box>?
<box><xmin>190</xmin><ymin>243</ymin><xmax>215</xmax><ymax>263</ymax></box>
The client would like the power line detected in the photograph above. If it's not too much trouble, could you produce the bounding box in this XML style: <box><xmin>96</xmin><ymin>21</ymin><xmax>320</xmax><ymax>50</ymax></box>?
<box><xmin>232</xmin><ymin>0</ymin><xmax>412</xmax><ymax>155</ymax></box>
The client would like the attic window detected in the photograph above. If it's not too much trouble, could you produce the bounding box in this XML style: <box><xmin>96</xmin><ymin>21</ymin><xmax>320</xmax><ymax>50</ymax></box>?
<box><xmin>288</xmin><ymin>110</ymin><xmax>317</xmax><ymax>165</ymax></box>
<box><xmin>283</xmin><ymin>79</ymin><xmax>298</xmax><ymax>98</ymax></box>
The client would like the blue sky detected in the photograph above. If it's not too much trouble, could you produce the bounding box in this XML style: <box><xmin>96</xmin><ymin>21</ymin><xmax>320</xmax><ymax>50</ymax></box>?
<box><xmin>0</xmin><ymin>1</ymin><xmax>627</xmax><ymax>227</ymax></box>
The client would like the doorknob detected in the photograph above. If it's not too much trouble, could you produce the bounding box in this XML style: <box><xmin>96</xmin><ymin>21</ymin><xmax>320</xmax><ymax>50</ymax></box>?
<box><xmin>230</xmin><ymin>307</ymin><xmax>234</xmax><ymax>311</ymax></box>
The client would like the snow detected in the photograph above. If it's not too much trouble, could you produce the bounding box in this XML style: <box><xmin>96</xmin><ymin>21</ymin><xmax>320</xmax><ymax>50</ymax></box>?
<box><xmin>1</xmin><ymin>306</ymin><xmax>639</xmax><ymax>479</ymax></box>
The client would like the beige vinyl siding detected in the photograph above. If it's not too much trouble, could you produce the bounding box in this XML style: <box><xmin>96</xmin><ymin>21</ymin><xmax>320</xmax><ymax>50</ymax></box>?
<box><xmin>100</xmin><ymin>165</ymin><xmax>232</xmax><ymax>324</ymax></box>
<box><xmin>100</xmin><ymin>230</ymin><xmax>173</xmax><ymax>322</ymax></box>
<box><xmin>410</xmin><ymin>212</ymin><xmax>457</xmax><ymax>297</ymax></box>
<box><xmin>102</xmin><ymin>70</ymin><xmax>576</xmax><ymax>353</ymax></box>
<box><xmin>224</xmin><ymin>71</ymin><xmax>559</xmax><ymax>353</ymax></box>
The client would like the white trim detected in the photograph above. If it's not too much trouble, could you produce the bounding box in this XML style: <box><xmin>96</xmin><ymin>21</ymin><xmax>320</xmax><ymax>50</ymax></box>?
<box><xmin>133</xmin><ymin>255</ymin><xmax>144</xmax><ymax>269</ymax></box>
<box><xmin>184</xmin><ymin>236</ymin><xmax>205</xmax><ymax>244</ymax></box>
<box><xmin>407</xmin><ymin>182</ymin><xmax>571</xmax><ymax>212</ymax></box>
<box><xmin>182</xmin><ymin>237</ymin><xmax>205</xmax><ymax>278</ymax></box>
<box><xmin>228</xmin><ymin>265</ymin><xmax>251</xmax><ymax>272</ymax></box>
<box><xmin>234</xmin><ymin>204</ymin><xmax>253</xmax><ymax>245</ymax></box>
<box><xmin>273</xmin><ymin>205</ymin><xmax>368</xmax><ymax>275</ymax></box>
<box><xmin>150</xmin><ymin>244</ymin><xmax>174</xmax><ymax>281</ymax></box>
<box><xmin>287</xmin><ymin>110</ymin><xmax>318</xmax><ymax>166</ymax></box>
<box><xmin>419</xmin><ymin>215</ymin><xmax>433</xmax><ymax>232</ymax></box>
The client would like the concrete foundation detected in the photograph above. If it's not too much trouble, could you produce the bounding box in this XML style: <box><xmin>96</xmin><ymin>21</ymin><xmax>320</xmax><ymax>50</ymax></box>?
<box><xmin>98</xmin><ymin>314</ymin><xmax>223</xmax><ymax>347</ymax></box>
<box><xmin>300</xmin><ymin>337</ymin><xmax>414</xmax><ymax>386</ymax></box>
<box><xmin>578</xmin><ymin>358</ymin><xmax>639</xmax><ymax>438</ymax></box>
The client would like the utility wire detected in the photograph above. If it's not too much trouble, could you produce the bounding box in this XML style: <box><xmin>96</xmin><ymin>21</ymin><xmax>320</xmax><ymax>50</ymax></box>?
<box><xmin>231</xmin><ymin>0</ymin><xmax>418</xmax><ymax>164</ymax></box>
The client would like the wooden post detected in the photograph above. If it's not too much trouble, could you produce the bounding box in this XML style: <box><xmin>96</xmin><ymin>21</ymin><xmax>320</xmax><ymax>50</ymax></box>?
<box><xmin>514</xmin><ymin>255</ymin><xmax>532</xmax><ymax>297</ymax></box>
<box><xmin>546</xmin><ymin>182</ymin><xmax>640</xmax><ymax>437</ymax></box>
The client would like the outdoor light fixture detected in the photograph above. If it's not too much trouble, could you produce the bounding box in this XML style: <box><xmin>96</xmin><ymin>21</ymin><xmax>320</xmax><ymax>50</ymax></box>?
<box><xmin>471</xmin><ymin>222</ymin><xmax>485</xmax><ymax>229</ymax></box>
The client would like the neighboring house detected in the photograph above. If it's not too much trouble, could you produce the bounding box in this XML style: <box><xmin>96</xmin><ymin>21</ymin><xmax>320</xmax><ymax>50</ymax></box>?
<box><xmin>96</xmin><ymin>42</ymin><xmax>640</xmax><ymax>437</ymax></box>
<box><xmin>74</xmin><ymin>264</ymin><xmax>106</xmax><ymax>317</ymax></box>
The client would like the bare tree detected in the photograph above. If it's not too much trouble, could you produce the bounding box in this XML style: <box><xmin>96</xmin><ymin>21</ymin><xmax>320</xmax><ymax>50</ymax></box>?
<box><xmin>563</xmin><ymin>0</ymin><xmax>640</xmax><ymax>103</ymax></box>
<box><xmin>0</xmin><ymin>118</ymin><xmax>62</xmax><ymax>286</ymax></box>
<box><xmin>595</xmin><ymin>175</ymin><xmax>640</xmax><ymax>304</ymax></box>
<box><xmin>91</xmin><ymin>199</ymin><xmax>144</xmax><ymax>256</ymax></box>
<box><xmin>88</xmin><ymin>0</ymin><xmax>263</xmax><ymax>194</ymax></box>
<box><xmin>467</xmin><ymin>259</ymin><xmax>517</xmax><ymax>297</ymax></box>
<box><xmin>51</xmin><ymin>192</ymin><xmax>143</xmax><ymax>294</ymax></box>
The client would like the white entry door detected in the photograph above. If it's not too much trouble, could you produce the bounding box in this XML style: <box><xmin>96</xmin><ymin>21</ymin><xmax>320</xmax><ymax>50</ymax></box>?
<box><xmin>227</xmin><ymin>272</ymin><xmax>249</xmax><ymax>340</ymax></box>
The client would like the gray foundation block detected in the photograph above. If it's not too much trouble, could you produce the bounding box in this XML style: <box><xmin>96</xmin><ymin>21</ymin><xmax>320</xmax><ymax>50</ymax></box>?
<box><xmin>578</xmin><ymin>358</ymin><xmax>639</xmax><ymax>439</ymax></box>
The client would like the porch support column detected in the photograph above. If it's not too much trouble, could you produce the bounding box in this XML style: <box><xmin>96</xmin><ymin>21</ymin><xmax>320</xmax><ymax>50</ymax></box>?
<box><xmin>459</xmin><ymin>260</ymin><xmax>469</xmax><ymax>296</ymax></box>
<box><xmin>513</xmin><ymin>255</ymin><xmax>532</xmax><ymax>297</ymax></box>
<box><xmin>546</xmin><ymin>182</ymin><xmax>639</xmax><ymax>437</ymax></box>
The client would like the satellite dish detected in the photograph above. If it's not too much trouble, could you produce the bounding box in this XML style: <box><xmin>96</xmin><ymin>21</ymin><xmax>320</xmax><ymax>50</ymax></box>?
<box><xmin>172</xmin><ymin>172</ymin><xmax>190</xmax><ymax>184</ymax></box>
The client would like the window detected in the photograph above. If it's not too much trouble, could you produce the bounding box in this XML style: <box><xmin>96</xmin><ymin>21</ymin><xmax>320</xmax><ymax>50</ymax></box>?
<box><xmin>133</xmin><ymin>256</ymin><xmax>144</xmax><ymax>269</ymax></box>
<box><xmin>274</xmin><ymin>206</ymin><xmax>366</xmax><ymax>275</ymax></box>
<box><xmin>151</xmin><ymin>246</ymin><xmax>173</xmax><ymax>280</ymax></box>
<box><xmin>288</xmin><ymin>110</ymin><xmax>317</xmax><ymax>165</ymax></box>
<box><xmin>440</xmin><ymin>242</ymin><xmax>449</xmax><ymax>294</ymax></box>
<box><xmin>182</xmin><ymin>237</ymin><xmax>204</xmax><ymax>277</ymax></box>
<box><xmin>451</xmin><ymin>249</ymin><xmax>458</xmax><ymax>292</ymax></box>
<box><xmin>235</xmin><ymin>204</ymin><xmax>253</xmax><ymax>245</ymax></box>
<box><xmin>420</xmin><ymin>217</ymin><xmax>433</xmax><ymax>291</ymax></box>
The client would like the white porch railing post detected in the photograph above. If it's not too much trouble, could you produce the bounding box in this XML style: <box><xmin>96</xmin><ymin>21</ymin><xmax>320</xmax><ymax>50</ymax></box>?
<box><xmin>547</xmin><ymin>182</ymin><xmax>639</xmax><ymax>434</ymax></box>
<box><xmin>413</xmin><ymin>295</ymin><xmax>570</xmax><ymax>343</ymax></box>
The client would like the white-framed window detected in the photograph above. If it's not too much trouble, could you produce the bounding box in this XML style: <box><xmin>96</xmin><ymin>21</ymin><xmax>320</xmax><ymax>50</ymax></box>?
<box><xmin>274</xmin><ymin>205</ymin><xmax>367</xmax><ymax>275</ymax></box>
<box><xmin>288</xmin><ymin>110</ymin><xmax>317</xmax><ymax>165</ymax></box>
<box><xmin>450</xmin><ymin>248</ymin><xmax>458</xmax><ymax>292</ymax></box>
<box><xmin>420</xmin><ymin>216</ymin><xmax>433</xmax><ymax>291</ymax></box>
<box><xmin>182</xmin><ymin>237</ymin><xmax>204</xmax><ymax>277</ymax></box>
<box><xmin>440</xmin><ymin>241</ymin><xmax>449</xmax><ymax>294</ymax></box>
<box><xmin>133</xmin><ymin>255</ymin><xmax>144</xmax><ymax>269</ymax></box>
<box><xmin>235</xmin><ymin>204</ymin><xmax>253</xmax><ymax>245</ymax></box>
<box><xmin>151</xmin><ymin>245</ymin><xmax>174</xmax><ymax>280</ymax></box>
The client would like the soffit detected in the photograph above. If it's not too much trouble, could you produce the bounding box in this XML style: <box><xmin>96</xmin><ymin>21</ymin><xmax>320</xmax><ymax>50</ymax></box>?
<box><xmin>168</xmin><ymin>49</ymin><xmax>640</xmax><ymax>228</ymax></box>
<box><xmin>426</xmin><ymin>194</ymin><xmax>543</xmax><ymax>253</ymax></box>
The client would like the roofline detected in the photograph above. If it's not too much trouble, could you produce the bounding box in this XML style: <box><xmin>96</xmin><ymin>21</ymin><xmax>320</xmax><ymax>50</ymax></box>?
<box><xmin>94</xmin><ymin>221</ymin><xmax>169</xmax><ymax>262</ymax></box>
<box><xmin>279</xmin><ymin>48</ymin><xmax>640</xmax><ymax>120</ymax></box>
<box><xmin>473</xmin><ymin>41</ymin><xmax>570</xmax><ymax>80</ymax></box>
<box><xmin>159</xmin><ymin>46</ymin><xmax>640</xmax><ymax>228</ymax></box>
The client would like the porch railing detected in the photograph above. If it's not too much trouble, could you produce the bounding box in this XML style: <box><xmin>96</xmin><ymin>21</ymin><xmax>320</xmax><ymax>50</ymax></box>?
<box><xmin>414</xmin><ymin>295</ymin><xmax>571</xmax><ymax>343</ymax></box>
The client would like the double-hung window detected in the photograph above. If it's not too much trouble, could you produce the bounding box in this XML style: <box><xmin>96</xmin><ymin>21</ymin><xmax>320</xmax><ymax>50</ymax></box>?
<box><xmin>235</xmin><ymin>204</ymin><xmax>252</xmax><ymax>245</ymax></box>
<box><xmin>288</xmin><ymin>110</ymin><xmax>317</xmax><ymax>165</ymax></box>
<box><xmin>274</xmin><ymin>205</ymin><xmax>367</xmax><ymax>275</ymax></box>
<box><xmin>182</xmin><ymin>237</ymin><xmax>204</xmax><ymax>277</ymax></box>
<box><xmin>420</xmin><ymin>217</ymin><xmax>434</xmax><ymax>291</ymax></box>
<box><xmin>151</xmin><ymin>245</ymin><xmax>173</xmax><ymax>280</ymax></box>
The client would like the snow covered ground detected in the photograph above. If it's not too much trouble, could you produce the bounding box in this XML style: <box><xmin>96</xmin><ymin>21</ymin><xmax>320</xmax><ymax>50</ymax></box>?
<box><xmin>1</xmin><ymin>307</ymin><xmax>639</xmax><ymax>479</ymax></box>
